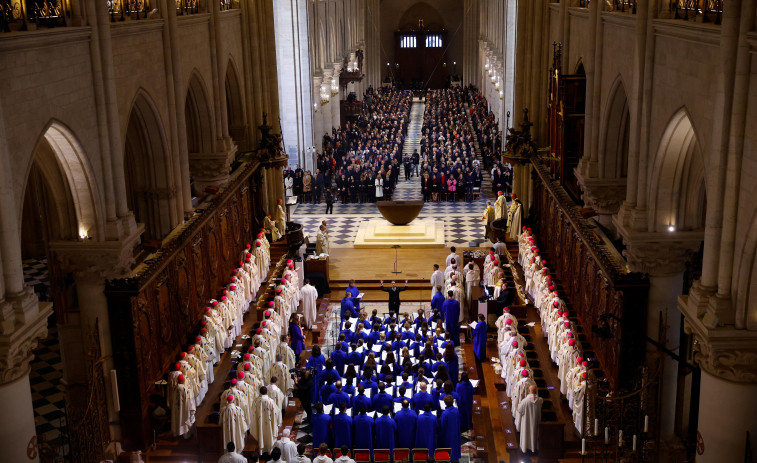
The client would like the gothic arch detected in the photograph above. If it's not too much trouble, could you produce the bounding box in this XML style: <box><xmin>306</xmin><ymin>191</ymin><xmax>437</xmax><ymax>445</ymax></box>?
<box><xmin>225</xmin><ymin>58</ymin><xmax>246</xmax><ymax>149</ymax></box>
<box><xmin>735</xmin><ymin>214</ymin><xmax>757</xmax><ymax>330</ymax></box>
<box><xmin>398</xmin><ymin>2</ymin><xmax>444</xmax><ymax>29</ymax></box>
<box><xmin>648</xmin><ymin>108</ymin><xmax>707</xmax><ymax>233</ymax></box>
<box><xmin>598</xmin><ymin>76</ymin><xmax>630</xmax><ymax>179</ymax></box>
<box><xmin>21</xmin><ymin>120</ymin><xmax>103</xmax><ymax>241</ymax></box>
<box><xmin>185</xmin><ymin>70</ymin><xmax>214</xmax><ymax>155</ymax></box>
<box><xmin>124</xmin><ymin>89</ymin><xmax>175</xmax><ymax>240</ymax></box>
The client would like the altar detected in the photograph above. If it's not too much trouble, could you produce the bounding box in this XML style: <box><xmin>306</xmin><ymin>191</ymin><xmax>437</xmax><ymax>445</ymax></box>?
<box><xmin>353</xmin><ymin>218</ymin><xmax>445</xmax><ymax>247</ymax></box>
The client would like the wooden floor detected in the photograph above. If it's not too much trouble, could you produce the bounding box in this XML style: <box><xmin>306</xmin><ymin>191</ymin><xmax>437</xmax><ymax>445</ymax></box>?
<box><xmin>328</xmin><ymin>247</ymin><xmax>451</xmax><ymax>281</ymax></box>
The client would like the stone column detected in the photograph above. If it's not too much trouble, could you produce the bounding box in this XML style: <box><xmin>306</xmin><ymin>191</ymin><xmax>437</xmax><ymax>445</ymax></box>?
<box><xmin>332</xmin><ymin>62</ymin><xmax>342</xmax><ymax>129</ymax></box>
<box><xmin>0</xmin><ymin>293</ymin><xmax>51</xmax><ymax>463</ymax></box>
<box><xmin>575</xmin><ymin>177</ymin><xmax>626</xmax><ymax>235</ymax></box>
<box><xmin>312</xmin><ymin>75</ymin><xmax>325</xmax><ymax>150</ymax></box>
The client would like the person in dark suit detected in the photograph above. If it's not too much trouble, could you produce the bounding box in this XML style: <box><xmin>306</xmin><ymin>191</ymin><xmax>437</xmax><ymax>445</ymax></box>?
<box><xmin>380</xmin><ymin>279</ymin><xmax>408</xmax><ymax>317</ymax></box>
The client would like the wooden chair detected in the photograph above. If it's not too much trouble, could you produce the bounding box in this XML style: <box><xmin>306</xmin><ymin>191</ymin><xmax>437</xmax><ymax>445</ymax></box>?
<box><xmin>353</xmin><ymin>449</ymin><xmax>371</xmax><ymax>463</ymax></box>
<box><xmin>411</xmin><ymin>448</ymin><xmax>429</xmax><ymax>461</ymax></box>
<box><xmin>393</xmin><ymin>448</ymin><xmax>411</xmax><ymax>462</ymax></box>
<box><xmin>434</xmin><ymin>448</ymin><xmax>452</xmax><ymax>462</ymax></box>
<box><xmin>472</xmin><ymin>187</ymin><xmax>481</xmax><ymax>200</ymax></box>
<box><xmin>373</xmin><ymin>448</ymin><xmax>391</xmax><ymax>463</ymax></box>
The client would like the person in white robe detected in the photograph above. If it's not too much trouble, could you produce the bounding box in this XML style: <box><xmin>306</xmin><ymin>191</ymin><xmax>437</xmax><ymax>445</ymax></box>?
<box><xmin>251</xmin><ymin>386</ymin><xmax>283</xmax><ymax>453</ymax></box>
<box><xmin>445</xmin><ymin>247</ymin><xmax>460</xmax><ymax>268</ymax></box>
<box><xmin>430</xmin><ymin>264</ymin><xmax>445</xmax><ymax>298</ymax></box>
<box><xmin>218</xmin><ymin>442</ymin><xmax>247</xmax><ymax>463</ymax></box>
<box><xmin>265</xmin><ymin>214</ymin><xmax>282</xmax><ymax>241</ymax></box>
<box><xmin>273</xmin><ymin>428</ymin><xmax>298</xmax><ymax>462</ymax></box>
<box><xmin>268</xmin><ymin>376</ymin><xmax>287</xmax><ymax>410</ymax></box>
<box><xmin>572</xmin><ymin>372</ymin><xmax>587</xmax><ymax>435</ymax></box>
<box><xmin>494</xmin><ymin>191</ymin><xmax>507</xmax><ymax>220</ymax></box>
<box><xmin>301</xmin><ymin>279</ymin><xmax>318</xmax><ymax>329</ymax></box>
<box><xmin>275</xmin><ymin>199</ymin><xmax>287</xmax><ymax>238</ymax></box>
<box><xmin>221</xmin><ymin>394</ymin><xmax>248</xmax><ymax>454</ymax></box>
<box><xmin>171</xmin><ymin>375</ymin><xmax>196</xmax><ymax>438</ymax></box>
<box><xmin>464</xmin><ymin>262</ymin><xmax>481</xmax><ymax>308</ymax></box>
<box><xmin>517</xmin><ymin>385</ymin><xmax>542</xmax><ymax>453</ymax></box>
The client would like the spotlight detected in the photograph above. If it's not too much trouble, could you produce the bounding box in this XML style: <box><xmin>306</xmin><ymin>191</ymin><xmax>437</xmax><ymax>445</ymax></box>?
<box><xmin>667</xmin><ymin>225</ymin><xmax>675</xmax><ymax>232</ymax></box>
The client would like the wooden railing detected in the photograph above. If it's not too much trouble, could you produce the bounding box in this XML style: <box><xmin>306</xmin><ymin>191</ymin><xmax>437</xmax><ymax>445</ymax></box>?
<box><xmin>105</xmin><ymin>159</ymin><xmax>266</xmax><ymax>451</ymax></box>
<box><xmin>613</xmin><ymin>0</ymin><xmax>637</xmax><ymax>13</ymax></box>
<box><xmin>530</xmin><ymin>160</ymin><xmax>649</xmax><ymax>390</ymax></box>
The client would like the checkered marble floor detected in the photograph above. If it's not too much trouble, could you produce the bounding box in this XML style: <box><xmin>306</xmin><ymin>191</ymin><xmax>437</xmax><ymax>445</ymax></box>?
<box><xmin>29</xmin><ymin>326</ymin><xmax>70</xmax><ymax>460</ymax></box>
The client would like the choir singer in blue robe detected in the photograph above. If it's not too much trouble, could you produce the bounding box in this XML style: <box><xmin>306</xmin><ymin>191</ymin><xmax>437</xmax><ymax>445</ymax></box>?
<box><xmin>341</xmin><ymin>291</ymin><xmax>358</xmax><ymax>319</ymax></box>
<box><xmin>332</xmin><ymin>402</ymin><xmax>353</xmax><ymax>450</ymax></box>
<box><xmin>394</xmin><ymin>399</ymin><xmax>417</xmax><ymax>449</ymax></box>
<box><xmin>415</xmin><ymin>403</ymin><xmax>437</xmax><ymax>453</ymax></box>
<box><xmin>353</xmin><ymin>405</ymin><xmax>374</xmax><ymax>455</ymax></box>
<box><xmin>442</xmin><ymin>291</ymin><xmax>461</xmax><ymax>346</ymax></box>
<box><xmin>472</xmin><ymin>313</ymin><xmax>488</xmax><ymax>362</ymax></box>
<box><xmin>440</xmin><ymin>395</ymin><xmax>462</xmax><ymax>461</ymax></box>
<box><xmin>375</xmin><ymin>406</ymin><xmax>397</xmax><ymax>457</ymax></box>
<box><xmin>456</xmin><ymin>373</ymin><xmax>475</xmax><ymax>432</ymax></box>
<box><xmin>347</xmin><ymin>279</ymin><xmax>361</xmax><ymax>312</ymax></box>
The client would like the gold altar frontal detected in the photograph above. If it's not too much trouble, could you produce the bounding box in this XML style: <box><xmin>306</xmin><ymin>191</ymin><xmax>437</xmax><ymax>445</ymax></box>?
<box><xmin>353</xmin><ymin>219</ymin><xmax>445</xmax><ymax>248</ymax></box>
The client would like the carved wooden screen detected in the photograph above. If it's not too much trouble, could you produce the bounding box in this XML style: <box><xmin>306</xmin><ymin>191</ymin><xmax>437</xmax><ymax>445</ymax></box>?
<box><xmin>531</xmin><ymin>161</ymin><xmax>648</xmax><ymax>389</ymax></box>
<box><xmin>105</xmin><ymin>161</ymin><xmax>262</xmax><ymax>450</ymax></box>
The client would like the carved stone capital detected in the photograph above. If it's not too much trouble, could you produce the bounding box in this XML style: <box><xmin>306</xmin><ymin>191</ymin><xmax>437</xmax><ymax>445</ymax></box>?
<box><xmin>681</xmin><ymin>308</ymin><xmax>757</xmax><ymax>383</ymax></box>
<box><xmin>189</xmin><ymin>141</ymin><xmax>238</xmax><ymax>188</ymax></box>
<box><xmin>574</xmin><ymin>172</ymin><xmax>626</xmax><ymax>216</ymax></box>
<box><xmin>0</xmin><ymin>300</ymin><xmax>53</xmax><ymax>384</ymax></box>
<box><xmin>617</xmin><ymin>230</ymin><xmax>703</xmax><ymax>276</ymax></box>
<box><xmin>50</xmin><ymin>225</ymin><xmax>144</xmax><ymax>280</ymax></box>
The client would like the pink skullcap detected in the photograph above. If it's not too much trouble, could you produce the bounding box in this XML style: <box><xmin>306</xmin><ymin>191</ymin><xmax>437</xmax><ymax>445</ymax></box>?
<box><xmin>518</xmin><ymin>352</ymin><xmax>525</xmax><ymax>357</ymax></box>
<box><xmin>528</xmin><ymin>238</ymin><xmax>534</xmax><ymax>243</ymax></box>
<box><xmin>231</xmin><ymin>378</ymin><xmax>237</xmax><ymax>385</ymax></box>
<box><xmin>221</xmin><ymin>296</ymin><xmax>227</xmax><ymax>302</ymax></box>
<box><xmin>244</xmin><ymin>363</ymin><xmax>251</xmax><ymax>370</ymax></box>
<box><xmin>498</xmin><ymin>191</ymin><xmax>503</xmax><ymax>194</ymax></box>
<box><xmin>269</xmin><ymin>301</ymin><xmax>274</xmax><ymax>306</ymax></box>
<box><xmin>582</xmin><ymin>361</ymin><xmax>588</xmax><ymax>367</ymax></box>
<box><xmin>582</xmin><ymin>372</ymin><xmax>587</xmax><ymax>378</ymax></box>
<box><xmin>530</xmin><ymin>257</ymin><xmax>535</xmax><ymax>262</ymax></box>
<box><xmin>205</xmin><ymin>307</ymin><xmax>212</xmax><ymax>313</ymax></box>
<box><xmin>521</xmin><ymin>369</ymin><xmax>529</xmax><ymax>377</ymax></box>
<box><xmin>276</xmin><ymin>289</ymin><xmax>282</xmax><ymax>294</ymax></box>
<box><xmin>490</xmin><ymin>250</ymin><xmax>495</xmax><ymax>254</ymax></box>
<box><xmin>548</xmin><ymin>285</ymin><xmax>554</xmax><ymax>291</ymax></box>
<box><xmin>577</xmin><ymin>356</ymin><xmax>583</xmax><ymax>364</ymax></box>
<box><xmin>505</xmin><ymin>319</ymin><xmax>512</xmax><ymax>325</ymax></box>
<box><xmin>564</xmin><ymin>321</ymin><xmax>570</xmax><ymax>327</ymax></box>
<box><xmin>180</xmin><ymin>352</ymin><xmax>186</xmax><ymax>359</ymax></box>
<box><xmin>288</xmin><ymin>264</ymin><xmax>294</xmax><ymax>269</ymax></box>
<box><xmin>287</xmin><ymin>259</ymin><xmax>293</xmax><ymax>264</ymax></box>
<box><xmin>247</xmin><ymin>346</ymin><xmax>254</xmax><ymax>352</ymax></box>
<box><xmin>519</xmin><ymin>359</ymin><xmax>527</xmax><ymax>367</ymax></box>
<box><xmin>178</xmin><ymin>374</ymin><xmax>185</xmax><ymax>382</ymax></box>
<box><xmin>257</xmin><ymin>233</ymin><xmax>263</xmax><ymax>238</ymax></box>
<box><xmin>175</xmin><ymin>362</ymin><xmax>181</xmax><ymax>370</ymax></box>
<box><xmin>569</xmin><ymin>339</ymin><xmax>575</xmax><ymax>346</ymax></box>
<box><xmin>256</xmin><ymin>328</ymin><xmax>261</xmax><ymax>334</ymax></box>
<box><xmin>556</xmin><ymin>310</ymin><xmax>562</xmax><ymax>316</ymax></box>
<box><xmin>284</xmin><ymin>274</ymin><xmax>290</xmax><ymax>279</ymax></box>
<box><xmin>262</xmin><ymin>321</ymin><xmax>267</xmax><ymax>327</ymax></box>
<box><xmin>239</xmin><ymin>262</ymin><xmax>244</xmax><ymax>267</ymax></box>
<box><xmin>531</xmin><ymin>247</ymin><xmax>536</xmax><ymax>251</ymax></box>
<box><xmin>512</xmin><ymin>341</ymin><xmax>518</xmax><ymax>347</ymax></box>
<box><xmin>246</xmin><ymin>244</ymin><xmax>251</xmax><ymax>249</ymax></box>
<box><xmin>567</xmin><ymin>332</ymin><xmax>574</xmax><ymax>338</ymax></box>
<box><xmin>244</xmin><ymin>353</ymin><xmax>251</xmax><ymax>360</ymax></box>
<box><xmin>231</xmin><ymin>277</ymin><xmax>237</xmax><ymax>282</ymax></box>
<box><xmin>227</xmin><ymin>395</ymin><xmax>234</xmax><ymax>402</ymax></box>
<box><xmin>200</xmin><ymin>328</ymin><xmax>207</xmax><ymax>333</ymax></box>
<box><xmin>188</xmin><ymin>345</ymin><xmax>194</xmax><ymax>352</ymax></box>
<box><xmin>553</xmin><ymin>301</ymin><xmax>559</xmax><ymax>308</ymax></box>
<box><xmin>238</xmin><ymin>371</ymin><xmax>245</xmax><ymax>379</ymax></box>
<box><xmin>527</xmin><ymin>228</ymin><xmax>532</xmax><ymax>231</ymax></box>
<box><xmin>230</xmin><ymin>285</ymin><xmax>236</xmax><ymax>290</ymax></box>
<box><xmin>195</xmin><ymin>336</ymin><xmax>202</xmax><ymax>342</ymax></box>
<box><xmin>553</xmin><ymin>291</ymin><xmax>559</xmax><ymax>295</ymax></box>
<box><xmin>493</xmin><ymin>261</ymin><xmax>498</xmax><ymax>265</ymax></box>
<box><xmin>265</xmin><ymin>310</ymin><xmax>271</xmax><ymax>317</ymax></box>
<box><xmin>247</xmin><ymin>252</ymin><xmax>252</xmax><ymax>258</ymax></box>
<box><xmin>212</xmin><ymin>301</ymin><xmax>218</xmax><ymax>306</ymax></box>
<box><xmin>245</xmin><ymin>258</ymin><xmax>251</xmax><ymax>263</ymax></box>
<box><xmin>504</xmin><ymin>306</ymin><xmax>510</xmax><ymax>312</ymax></box>
<box><xmin>522</xmin><ymin>226</ymin><xmax>526</xmax><ymax>230</ymax></box>
<box><xmin>256</xmin><ymin>242</ymin><xmax>261</xmax><ymax>247</ymax></box>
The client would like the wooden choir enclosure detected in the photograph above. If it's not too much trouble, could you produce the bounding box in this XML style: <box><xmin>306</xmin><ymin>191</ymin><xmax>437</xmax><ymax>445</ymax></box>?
<box><xmin>105</xmin><ymin>161</ymin><xmax>265</xmax><ymax>450</ymax></box>
<box><xmin>530</xmin><ymin>161</ymin><xmax>649</xmax><ymax>390</ymax></box>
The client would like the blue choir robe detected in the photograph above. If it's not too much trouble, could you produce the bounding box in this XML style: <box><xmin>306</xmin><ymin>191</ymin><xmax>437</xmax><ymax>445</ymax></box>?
<box><xmin>431</xmin><ymin>292</ymin><xmax>445</xmax><ymax>312</ymax></box>
<box><xmin>359</xmin><ymin>379</ymin><xmax>378</xmax><ymax>396</ymax></box>
<box><xmin>321</xmin><ymin>367</ymin><xmax>341</xmax><ymax>385</ymax></box>
<box><xmin>415</xmin><ymin>411</ymin><xmax>438</xmax><ymax>453</ymax></box>
<box><xmin>332</xmin><ymin>412</ymin><xmax>353</xmax><ymax>449</ymax></box>
<box><xmin>347</xmin><ymin>350</ymin><xmax>363</xmax><ymax>366</ymax></box>
<box><xmin>440</xmin><ymin>406</ymin><xmax>462</xmax><ymax>461</ymax></box>
<box><xmin>372</xmin><ymin>391</ymin><xmax>394</xmax><ymax>414</ymax></box>
<box><xmin>347</xmin><ymin>285</ymin><xmax>361</xmax><ymax>311</ymax></box>
<box><xmin>311</xmin><ymin>412</ymin><xmax>332</xmax><ymax>449</ymax></box>
<box><xmin>331</xmin><ymin>349</ymin><xmax>347</xmax><ymax>375</ymax></box>
<box><xmin>343</xmin><ymin>384</ymin><xmax>356</xmax><ymax>396</ymax></box>
<box><xmin>353</xmin><ymin>412</ymin><xmax>375</xmax><ymax>452</ymax></box>
<box><xmin>306</xmin><ymin>354</ymin><xmax>326</xmax><ymax>403</ymax></box>
<box><xmin>320</xmin><ymin>383</ymin><xmax>336</xmax><ymax>404</ymax></box>
<box><xmin>394</xmin><ymin>408</ymin><xmax>417</xmax><ymax>449</ymax></box>
<box><xmin>290</xmin><ymin>323</ymin><xmax>305</xmax><ymax>355</ymax></box>
<box><xmin>352</xmin><ymin>393</ymin><xmax>372</xmax><ymax>412</ymax></box>
<box><xmin>340</xmin><ymin>328</ymin><xmax>355</xmax><ymax>344</ymax></box>
<box><xmin>446</xmin><ymin>354</ymin><xmax>460</xmax><ymax>384</ymax></box>
<box><xmin>375</xmin><ymin>414</ymin><xmax>398</xmax><ymax>453</ymax></box>
<box><xmin>442</xmin><ymin>299</ymin><xmax>461</xmax><ymax>346</ymax></box>
<box><xmin>473</xmin><ymin>320</ymin><xmax>488</xmax><ymax>361</ymax></box>
<box><xmin>327</xmin><ymin>391</ymin><xmax>351</xmax><ymax>408</ymax></box>
<box><xmin>411</xmin><ymin>391</ymin><xmax>434</xmax><ymax>412</ymax></box>
<box><xmin>341</xmin><ymin>297</ymin><xmax>358</xmax><ymax>319</ymax></box>
<box><xmin>456</xmin><ymin>380</ymin><xmax>475</xmax><ymax>432</ymax></box>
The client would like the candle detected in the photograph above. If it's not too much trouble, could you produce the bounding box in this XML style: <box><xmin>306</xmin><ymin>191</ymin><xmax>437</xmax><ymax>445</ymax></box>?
<box><xmin>582</xmin><ymin>438</ymin><xmax>586</xmax><ymax>455</ymax></box>
<box><xmin>605</xmin><ymin>427</ymin><xmax>609</xmax><ymax>444</ymax></box>
<box><xmin>619</xmin><ymin>430</ymin><xmax>623</xmax><ymax>446</ymax></box>
<box><xmin>594</xmin><ymin>418</ymin><xmax>599</xmax><ymax>436</ymax></box>
<box><xmin>633</xmin><ymin>434</ymin><xmax>637</xmax><ymax>452</ymax></box>
<box><xmin>644</xmin><ymin>415</ymin><xmax>649</xmax><ymax>432</ymax></box>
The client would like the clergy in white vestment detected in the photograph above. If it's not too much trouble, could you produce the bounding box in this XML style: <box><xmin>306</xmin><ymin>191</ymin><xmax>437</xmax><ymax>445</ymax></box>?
<box><xmin>445</xmin><ymin>247</ymin><xmax>460</xmax><ymax>268</ymax></box>
<box><xmin>277</xmin><ymin>333</ymin><xmax>297</xmax><ymax>369</ymax></box>
<box><xmin>275</xmin><ymin>199</ymin><xmax>287</xmax><ymax>238</ymax></box>
<box><xmin>572</xmin><ymin>372</ymin><xmax>587</xmax><ymax>435</ymax></box>
<box><xmin>273</xmin><ymin>428</ymin><xmax>299</xmax><ymax>462</ymax></box>
<box><xmin>268</xmin><ymin>376</ymin><xmax>287</xmax><ymax>410</ymax></box>
<box><xmin>430</xmin><ymin>264</ymin><xmax>445</xmax><ymax>298</ymax></box>
<box><xmin>265</xmin><ymin>214</ymin><xmax>282</xmax><ymax>241</ymax></box>
<box><xmin>301</xmin><ymin>279</ymin><xmax>318</xmax><ymax>329</ymax></box>
<box><xmin>464</xmin><ymin>262</ymin><xmax>480</xmax><ymax>307</ymax></box>
<box><xmin>517</xmin><ymin>385</ymin><xmax>543</xmax><ymax>453</ymax></box>
<box><xmin>221</xmin><ymin>394</ymin><xmax>248</xmax><ymax>454</ymax></box>
<box><xmin>171</xmin><ymin>375</ymin><xmax>196</xmax><ymax>438</ymax></box>
<box><xmin>251</xmin><ymin>386</ymin><xmax>283</xmax><ymax>453</ymax></box>
<box><xmin>494</xmin><ymin>191</ymin><xmax>507</xmax><ymax>220</ymax></box>
<box><xmin>218</xmin><ymin>442</ymin><xmax>247</xmax><ymax>463</ymax></box>
<box><xmin>271</xmin><ymin>355</ymin><xmax>292</xmax><ymax>398</ymax></box>
<box><xmin>316</xmin><ymin>225</ymin><xmax>330</xmax><ymax>255</ymax></box>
